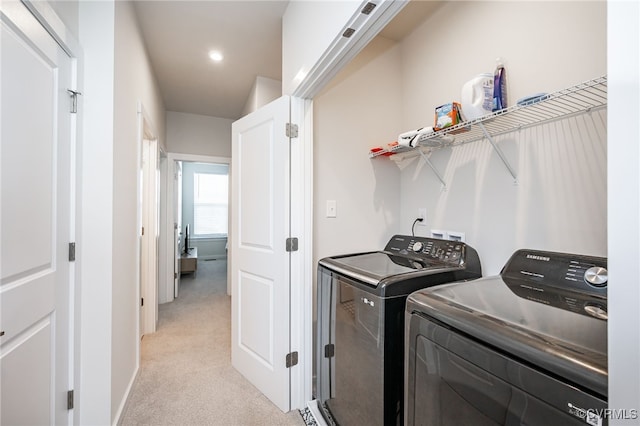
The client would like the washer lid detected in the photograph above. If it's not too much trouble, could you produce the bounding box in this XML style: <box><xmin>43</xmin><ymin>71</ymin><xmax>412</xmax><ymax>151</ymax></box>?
<box><xmin>407</xmin><ymin>277</ymin><xmax>608</xmax><ymax>397</ymax></box>
<box><xmin>322</xmin><ymin>252</ymin><xmax>431</xmax><ymax>282</ymax></box>
<box><xmin>319</xmin><ymin>252</ymin><xmax>473</xmax><ymax>297</ymax></box>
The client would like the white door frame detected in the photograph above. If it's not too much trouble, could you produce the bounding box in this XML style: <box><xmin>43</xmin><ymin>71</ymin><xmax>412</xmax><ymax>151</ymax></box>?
<box><xmin>136</xmin><ymin>102</ymin><xmax>159</xmax><ymax>336</ymax></box>
<box><xmin>161</xmin><ymin>153</ymin><xmax>231</xmax><ymax>303</ymax></box>
<box><xmin>288</xmin><ymin>97</ymin><xmax>314</xmax><ymax>409</ymax></box>
<box><xmin>285</xmin><ymin>1</ymin><xmax>408</xmax><ymax>409</ymax></box>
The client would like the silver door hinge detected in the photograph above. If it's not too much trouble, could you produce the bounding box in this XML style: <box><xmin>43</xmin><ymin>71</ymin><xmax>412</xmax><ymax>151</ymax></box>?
<box><xmin>286</xmin><ymin>351</ymin><xmax>298</xmax><ymax>368</ymax></box>
<box><xmin>67</xmin><ymin>89</ymin><xmax>81</xmax><ymax>114</ymax></box>
<box><xmin>286</xmin><ymin>123</ymin><xmax>298</xmax><ymax>138</ymax></box>
<box><xmin>68</xmin><ymin>243</ymin><xmax>76</xmax><ymax>261</ymax></box>
<box><xmin>285</xmin><ymin>237</ymin><xmax>298</xmax><ymax>252</ymax></box>
<box><xmin>67</xmin><ymin>390</ymin><xmax>74</xmax><ymax>410</ymax></box>
<box><xmin>174</xmin><ymin>272</ymin><xmax>178</xmax><ymax>279</ymax></box>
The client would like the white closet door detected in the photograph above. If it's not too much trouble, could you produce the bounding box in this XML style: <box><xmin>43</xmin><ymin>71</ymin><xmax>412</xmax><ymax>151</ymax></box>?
<box><xmin>1</xmin><ymin>2</ymin><xmax>75</xmax><ymax>424</ymax></box>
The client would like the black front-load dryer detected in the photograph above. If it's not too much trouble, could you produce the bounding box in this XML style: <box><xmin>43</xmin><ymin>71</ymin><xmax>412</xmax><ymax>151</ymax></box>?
<box><xmin>405</xmin><ymin>249</ymin><xmax>608</xmax><ymax>426</ymax></box>
<box><xmin>315</xmin><ymin>235</ymin><xmax>482</xmax><ymax>426</ymax></box>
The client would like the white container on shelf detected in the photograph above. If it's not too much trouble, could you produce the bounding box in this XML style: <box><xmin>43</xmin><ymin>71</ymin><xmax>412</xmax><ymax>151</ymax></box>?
<box><xmin>460</xmin><ymin>73</ymin><xmax>494</xmax><ymax>120</ymax></box>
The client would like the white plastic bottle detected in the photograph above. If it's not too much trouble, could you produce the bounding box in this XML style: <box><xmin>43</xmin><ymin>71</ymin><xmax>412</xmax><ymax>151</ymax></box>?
<box><xmin>461</xmin><ymin>73</ymin><xmax>494</xmax><ymax>120</ymax></box>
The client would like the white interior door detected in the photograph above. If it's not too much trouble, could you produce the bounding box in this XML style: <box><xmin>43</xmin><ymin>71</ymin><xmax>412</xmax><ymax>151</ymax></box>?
<box><xmin>231</xmin><ymin>96</ymin><xmax>292</xmax><ymax>412</ymax></box>
<box><xmin>140</xmin><ymin>138</ymin><xmax>159</xmax><ymax>335</ymax></box>
<box><xmin>1</xmin><ymin>2</ymin><xmax>75</xmax><ymax>424</ymax></box>
<box><xmin>140</xmin><ymin>140</ymin><xmax>148</xmax><ymax>335</ymax></box>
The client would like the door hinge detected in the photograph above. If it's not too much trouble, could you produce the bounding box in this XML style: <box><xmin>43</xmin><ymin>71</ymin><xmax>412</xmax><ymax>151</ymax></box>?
<box><xmin>141</xmin><ymin>226</ymin><xmax>145</xmax><ymax>236</ymax></box>
<box><xmin>174</xmin><ymin>272</ymin><xmax>178</xmax><ymax>279</ymax></box>
<box><xmin>67</xmin><ymin>89</ymin><xmax>81</xmax><ymax>114</ymax></box>
<box><xmin>286</xmin><ymin>351</ymin><xmax>298</xmax><ymax>368</ymax></box>
<box><xmin>342</xmin><ymin>27</ymin><xmax>356</xmax><ymax>38</ymax></box>
<box><xmin>286</xmin><ymin>123</ymin><xmax>298</xmax><ymax>138</ymax></box>
<box><xmin>141</xmin><ymin>298</ymin><xmax>144</xmax><ymax>307</ymax></box>
<box><xmin>324</xmin><ymin>344</ymin><xmax>335</xmax><ymax>358</ymax></box>
<box><xmin>67</xmin><ymin>390</ymin><xmax>74</xmax><ymax>410</ymax></box>
<box><xmin>285</xmin><ymin>237</ymin><xmax>298</xmax><ymax>252</ymax></box>
<box><xmin>361</xmin><ymin>2</ymin><xmax>376</xmax><ymax>15</ymax></box>
<box><xmin>68</xmin><ymin>242</ymin><xmax>76</xmax><ymax>262</ymax></box>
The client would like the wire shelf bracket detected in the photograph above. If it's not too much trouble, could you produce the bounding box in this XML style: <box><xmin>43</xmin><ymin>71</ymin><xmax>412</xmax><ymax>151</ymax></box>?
<box><xmin>478</xmin><ymin>122</ymin><xmax>518</xmax><ymax>184</ymax></box>
<box><xmin>418</xmin><ymin>150</ymin><xmax>447</xmax><ymax>190</ymax></box>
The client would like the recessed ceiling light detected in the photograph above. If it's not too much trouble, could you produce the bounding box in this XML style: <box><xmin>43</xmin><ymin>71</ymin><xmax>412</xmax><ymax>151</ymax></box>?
<box><xmin>209</xmin><ymin>50</ymin><xmax>224</xmax><ymax>62</ymax></box>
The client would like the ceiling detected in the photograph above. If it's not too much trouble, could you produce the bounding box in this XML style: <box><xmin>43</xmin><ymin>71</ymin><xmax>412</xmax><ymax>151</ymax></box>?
<box><xmin>132</xmin><ymin>1</ymin><xmax>440</xmax><ymax>120</ymax></box>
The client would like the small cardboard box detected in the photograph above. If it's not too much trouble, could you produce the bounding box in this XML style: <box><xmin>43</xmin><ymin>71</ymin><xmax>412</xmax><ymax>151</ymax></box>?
<box><xmin>434</xmin><ymin>102</ymin><xmax>464</xmax><ymax>131</ymax></box>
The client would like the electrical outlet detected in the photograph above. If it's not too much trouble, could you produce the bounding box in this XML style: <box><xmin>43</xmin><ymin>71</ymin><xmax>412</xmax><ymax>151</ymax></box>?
<box><xmin>431</xmin><ymin>229</ymin><xmax>447</xmax><ymax>240</ymax></box>
<box><xmin>448</xmin><ymin>231</ymin><xmax>466</xmax><ymax>242</ymax></box>
<box><xmin>417</xmin><ymin>208</ymin><xmax>427</xmax><ymax>225</ymax></box>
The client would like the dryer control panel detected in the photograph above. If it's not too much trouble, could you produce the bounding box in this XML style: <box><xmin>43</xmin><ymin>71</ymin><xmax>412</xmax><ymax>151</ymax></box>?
<box><xmin>501</xmin><ymin>249</ymin><xmax>607</xmax><ymax>320</ymax></box>
<box><xmin>384</xmin><ymin>235</ymin><xmax>465</xmax><ymax>265</ymax></box>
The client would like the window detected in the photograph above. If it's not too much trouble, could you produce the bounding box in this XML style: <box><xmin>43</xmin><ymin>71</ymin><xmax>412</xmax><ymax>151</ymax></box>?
<box><xmin>193</xmin><ymin>172</ymin><xmax>228</xmax><ymax>236</ymax></box>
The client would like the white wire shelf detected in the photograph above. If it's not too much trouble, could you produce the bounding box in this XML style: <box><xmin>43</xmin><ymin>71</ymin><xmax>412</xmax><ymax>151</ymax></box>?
<box><xmin>369</xmin><ymin>75</ymin><xmax>607</xmax><ymax>158</ymax></box>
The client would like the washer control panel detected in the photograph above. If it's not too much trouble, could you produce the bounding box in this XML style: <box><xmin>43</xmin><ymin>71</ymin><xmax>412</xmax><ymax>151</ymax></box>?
<box><xmin>384</xmin><ymin>235</ymin><xmax>465</xmax><ymax>265</ymax></box>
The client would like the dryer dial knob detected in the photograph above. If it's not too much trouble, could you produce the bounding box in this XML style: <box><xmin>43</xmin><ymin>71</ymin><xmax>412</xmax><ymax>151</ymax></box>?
<box><xmin>584</xmin><ymin>303</ymin><xmax>608</xmax><ymax>320</ymax></box>
<box><xmin>584</xmin><ymin>266</ymin><xmax>608</xmax><ymax>287</ymax></box>
<box><xmin>411</xmin><ymin>242</ymin><xmax>424</xmax><ymax>252</ymax></box>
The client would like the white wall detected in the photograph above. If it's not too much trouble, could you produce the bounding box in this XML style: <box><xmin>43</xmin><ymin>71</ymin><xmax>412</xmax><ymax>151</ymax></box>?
<box><xmin>241</xmin><ymin>76</ymin><xmax>282</xmax><ymax>117</ymax></box>
<box><xmin>77</xmin><ymin>2</ymin><xmax>115</xmax><ymax>424</ymax></box>
<box><xmin>112</xmin><ymin>1</ymin><xmax>166</xmax><ymax>421</ymax></box>
<box><xmin>166</xmin><ymin>111</ymin><xmax>233</xmax><ymax>157</ymax></box>
<box><xmin>49</xmin><ymin>0</ymin><xmax>79</xmax><ymax>37</ymax></box>
<box><xmin>282</xmin><ymin>0</ymin><xmax>361</xmax><ymax>95</ymax></box>
<box><xmin>608</xmin><ymin>1</ymin><xmax>640</xmax><ymax>421</ymax></box>
<box><xmin>48</xmin><ymin>2</ymin><xmax>166</xmax><ymax>423</ymax></box>
<box><xmin>313</xmin><ymin>36</ymin><xmax>403</xmax><ymax>264</ymax></box>
<box><xmin>397</xmin><ymin>1</ymin><xmax>607</xmax><ymax>275</ymax></box>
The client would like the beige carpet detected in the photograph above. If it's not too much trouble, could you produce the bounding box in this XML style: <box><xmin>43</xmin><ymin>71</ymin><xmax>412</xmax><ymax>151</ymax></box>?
<box><xmin>120</xmin><ymin>259</ymin><xmax>305</xmax><ymax>426</ymax></box>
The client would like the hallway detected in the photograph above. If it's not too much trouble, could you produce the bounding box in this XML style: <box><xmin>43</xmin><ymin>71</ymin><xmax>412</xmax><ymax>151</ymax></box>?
<box><xmin>120</xmin><ymin>259</ymin><xmax>305</xmax><ymax>425</ymax></box>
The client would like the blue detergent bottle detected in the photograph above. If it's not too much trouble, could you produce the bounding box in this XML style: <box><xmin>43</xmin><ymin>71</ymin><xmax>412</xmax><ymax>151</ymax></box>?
<box><xmin>492</xmin><ymin>58</ymin><xmax>507</xmax><ymax>111</ymax></box>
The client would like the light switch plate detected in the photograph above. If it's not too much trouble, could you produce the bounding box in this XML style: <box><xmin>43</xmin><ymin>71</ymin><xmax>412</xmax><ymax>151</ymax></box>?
<box><xmin>326</xmin><ymin>200</ymin><xmax>337</xmax><ymax>218</ymax></box>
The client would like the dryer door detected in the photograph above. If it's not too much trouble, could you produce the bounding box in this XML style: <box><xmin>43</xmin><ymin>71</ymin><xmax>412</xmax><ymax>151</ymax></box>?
<box><xmin>405</xmin><ymin>314</ymin><xmax>607</xmax><ymax>426</ymax></box>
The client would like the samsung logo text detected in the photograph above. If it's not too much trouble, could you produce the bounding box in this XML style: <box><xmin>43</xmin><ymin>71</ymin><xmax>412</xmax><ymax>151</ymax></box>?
<box><xmin>526</xmin><ymin>254</ymin><xmax>550</xmax><ymax>262</ymax></box>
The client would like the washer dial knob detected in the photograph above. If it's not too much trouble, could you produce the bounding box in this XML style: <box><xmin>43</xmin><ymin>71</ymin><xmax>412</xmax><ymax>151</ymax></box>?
<box><xmin>411</xmin><ymin>242</ymin><xmax>424</xmax><ymax>252</ymax></box>
<box><xmin>584</xmin><ymin>266</ymin><xmax>608</xmax><ymax>287</ymax></box>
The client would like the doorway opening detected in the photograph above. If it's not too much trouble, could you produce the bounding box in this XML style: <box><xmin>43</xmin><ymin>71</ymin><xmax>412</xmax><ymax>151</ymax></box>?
<box><xmin>160</xmin><ymin>154</ymin><xmax>231</xmax><ymax>306</ymax></box>
<box><xmin>175</xmin><ymin>161</ymin><xmax>229</xmax><ymax>292</ymax></box>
